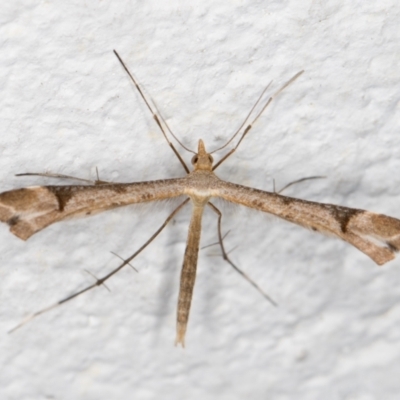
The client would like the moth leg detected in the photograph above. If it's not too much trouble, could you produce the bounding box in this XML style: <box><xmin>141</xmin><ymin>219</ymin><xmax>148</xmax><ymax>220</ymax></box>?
<box><xmin>274</xmin><ymin>175</ymin><xmax>326</xmax><ymax>194</ymax></box>
<box><xmin>207</xmin><ymin>202</ymin><xmax>277</xmax><ymax>306</ymax></box>
<box><xmin>8</xmin><ymin>198</ymin><xmax>190</xmax><ymax>333</ymax></box>
<box><xmin>201</xmin><ymin>230</ymin><xmax>231</xmax><ymax>250</ymax></box>
<box><xmin>15</xmin><ymin>172</ymin><xmax>111</xmax><ymax>185</ymax></box>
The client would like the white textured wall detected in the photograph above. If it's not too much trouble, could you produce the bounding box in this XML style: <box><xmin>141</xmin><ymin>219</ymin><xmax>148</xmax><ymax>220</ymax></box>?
<box><xmin>1</xmin><ymin>1</ymin><xmax>400</xmax><ymax>399</ymax></box>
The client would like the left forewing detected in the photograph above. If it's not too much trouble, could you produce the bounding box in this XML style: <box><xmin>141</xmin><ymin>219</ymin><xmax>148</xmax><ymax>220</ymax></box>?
<box><xmin>216</xmin><ymin>181</ymin><xmax>400</xmax><ymax>265</ymax></box>
<box><xmin>0</xmin><ymin>178</ymin><xmax>186</xmax><ymax>240</ymax></box>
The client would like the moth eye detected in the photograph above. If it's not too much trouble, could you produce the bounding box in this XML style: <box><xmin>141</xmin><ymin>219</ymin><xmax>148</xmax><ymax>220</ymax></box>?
<box><xmin>191</xmin><ymin>155</ymin><xmax>199</xmax><ymax>165</ymax></box>
<box><xmin>208</xmin><ymin>155</ymin><xmax>213</xmax><ymax>163</ymax></box>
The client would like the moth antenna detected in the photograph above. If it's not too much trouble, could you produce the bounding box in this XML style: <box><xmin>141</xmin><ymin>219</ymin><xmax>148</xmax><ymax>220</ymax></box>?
<box><xmin>113</xmin><ymin>50</ymin><xmax>192</xmax><ymax>173</ymax></box>
<box><xmin>211</xmin><ymin>81</ymin><xmax>272</xmax><ymax>154</ymax></box>
<box><xmin>212</xmin><ymin>71</ymin><xmax>304</xmax><ymax>170</ymax></box>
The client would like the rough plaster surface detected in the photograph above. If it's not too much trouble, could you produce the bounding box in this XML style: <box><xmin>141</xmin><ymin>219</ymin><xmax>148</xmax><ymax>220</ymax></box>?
<box><xmin>1</xmin><ymin>1</ymin><xmax>400</xmax><ymax>399</ymax></box>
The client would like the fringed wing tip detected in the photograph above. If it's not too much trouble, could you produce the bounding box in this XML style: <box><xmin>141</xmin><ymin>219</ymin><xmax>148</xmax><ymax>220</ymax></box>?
<box><xmin>0</xmin><ymin>187</ymin><xmax>60</xmax><ymax>240</ymax></box>
<box><xmin>0</xmin><ymin>204</ymin><xmax>33</xmax><ymax>241</ymax></box>
<box><xmin>349</xmin><ymin>212</ymin><xmax>400</xmax><ymax>266</ymax></box>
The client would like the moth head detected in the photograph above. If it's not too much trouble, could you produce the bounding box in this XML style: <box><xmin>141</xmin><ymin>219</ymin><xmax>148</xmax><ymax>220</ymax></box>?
<box><xmin>192</xmin><ymin>140</ymin><xmax>213</xmax><ymax>171</ymax></box>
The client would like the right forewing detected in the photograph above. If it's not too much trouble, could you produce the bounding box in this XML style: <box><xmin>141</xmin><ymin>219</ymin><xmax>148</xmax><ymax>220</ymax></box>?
<box><xmin>216</xmin><ymin>181</ymin><xmax>400</xmax><ymax>265</ymax></box>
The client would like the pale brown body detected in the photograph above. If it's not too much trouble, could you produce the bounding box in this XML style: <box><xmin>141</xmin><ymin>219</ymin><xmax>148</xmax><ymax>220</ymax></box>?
<box><xmin>1</xmin><ymin>140</ymin><xmax>400</xmax><ymax>345</ymax></box>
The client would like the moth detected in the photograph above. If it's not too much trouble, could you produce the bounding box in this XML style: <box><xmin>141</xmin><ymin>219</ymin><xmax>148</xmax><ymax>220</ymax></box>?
<box><xmin>1</xmin><ymin>51</ymin><xmax>400</xmax><ymax>346</ymax></box>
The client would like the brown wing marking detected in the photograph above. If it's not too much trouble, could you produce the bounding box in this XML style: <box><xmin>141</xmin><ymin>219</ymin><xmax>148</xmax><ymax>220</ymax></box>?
<box><xmin>217</xmin><ymin>181</ymin><xmax>400</xmax><ymax>265</ymax></box>
<box><xmin>0</xmin><ymin>179</ymin><xmax>186</xmax><ymax>240</ymax></box>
